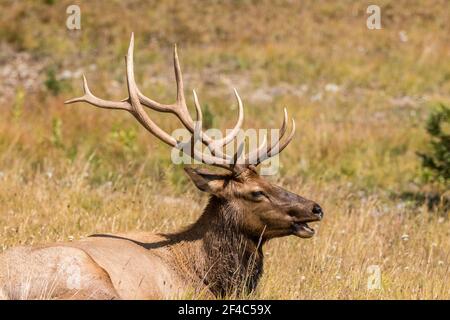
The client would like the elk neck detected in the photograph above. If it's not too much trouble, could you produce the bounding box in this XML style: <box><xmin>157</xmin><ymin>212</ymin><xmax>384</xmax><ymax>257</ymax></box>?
<box><xmin>166</xmin><ymin>195</ymin><xmax>264</xmax><ymax>297</ymax></box>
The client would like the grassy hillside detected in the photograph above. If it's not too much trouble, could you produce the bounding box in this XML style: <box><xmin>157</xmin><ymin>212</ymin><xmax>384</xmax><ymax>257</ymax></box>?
<box><xmin>0</xmin><ymin>0</ymin><xmax>449</xmax><ymax>298</ymax></box>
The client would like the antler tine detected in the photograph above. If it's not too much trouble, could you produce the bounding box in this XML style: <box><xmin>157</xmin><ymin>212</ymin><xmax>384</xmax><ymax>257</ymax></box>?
<box><xmin>192</xmin><ymin>89</ymin><xmax>227</xmax><ymax>160</ymax></box>
<box><xmin>192</xmin><ymin>88</ymin><xmax>246</xmax><ymax>161</ymax></box>
<box><xmin>192</xmin><ymin>88</ymin><xmax>244</xmax><ymax>145</ymax></box>
<box><xmin>208</xmin><ymin>88</ymin><xmax>244</xmax><ymax>149</ymax></box>
<box><xmin>244</xmin><ymin>135</ymin><xmax>268</xmax><ymax>165</ymax></box>
<box><xmin>173</xmin><ymin>43</ymin><xmax>187</xmax><ymax>107</ymax></box>
<box><xmin>137</xmin><ymin>42</ymin><xmax>192</xmax><ymax>125</ymax></box>
<box><xmin>125</xmin><ymin>33</ymin><xmax>179</xmax><ymax>147</ymax></box>
<box><xmin>238</xmin><ymin>108</ymin><xmax>289</xmax><ymax>166</ymax></box>
<box><xmin>192</xmin><ymin>89</ymin><xmax>203</xmax><ymax>124</ymax></box>
<box><xmin>255</xmin><ymin>117</ymin><xmax>296</xmax><ymax>166</ymax></box>
<box><xmin>230</xmin><ymin>140</ymin><xmax>246</xmax><ymax>174</ymax></box>
<box><xmin>266</xmin><ymin>107</ymin><xmax>288</xmax><ymax>155</ymax></box>
<box><xmin>137</xmin><ymin>44</ymin><xmax>244</xmax><ymax>161</ymax></box>
<box><xmin>274</xmin><ymin>118</ymin><xmax>296</xmax><ymax>156</ymax></box>
<box><xmin>133</xmin><ymin>45</ymin><xmax>232</xmax><ymax>165</ymax></box>
<box><xmin>132</xmin><ymin>44</ymin><xmax>189</xmax><ymax>116</ymax></box>
<box><xmin>67</xmin><ymin>33</ymin><xmax>234</xmax><ymax>171</ymax></box>
<box><xmin>66</xmin><ymin>33</ymin><xmax>296</xmax><ymax>174</ymax></box>
<box><xmin>64</xmin><ymin>74</ymin><xmax>131</xmax><ymax>111</ymax></box>
<box><xmin>125</xmin><ymin>33</ymin><xmax>236</xmax><ymax>168</ymax></box>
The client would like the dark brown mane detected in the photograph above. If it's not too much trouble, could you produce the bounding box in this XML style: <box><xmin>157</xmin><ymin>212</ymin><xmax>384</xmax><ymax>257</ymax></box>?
<box><xmin>0</xmin><ymin>34</ymin><xmax>323</xmax><ymax>300</ymax></box>
<box><xmin>166</xmin><ymin>196</ymin><xmax>264</xmax><ymax>297</ymax></box>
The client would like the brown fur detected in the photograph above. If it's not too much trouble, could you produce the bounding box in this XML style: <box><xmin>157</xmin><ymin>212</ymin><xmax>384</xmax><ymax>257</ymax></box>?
<box><xmin>1</xmin><ymin>36</ymin><xmax>323</xmax><ymax>299</ymax></box>
<box><xmin>0</xmin><ymin>167</ymin><xmax>322</xmax><ymax>299</ymax></box>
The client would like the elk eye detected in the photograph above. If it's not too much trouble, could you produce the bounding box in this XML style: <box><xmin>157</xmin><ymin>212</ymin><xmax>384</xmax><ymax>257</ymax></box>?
<box><xmin>250</xmin><ymin>191</ymin><xmax>266</xmax><ymax>199</ymax></box>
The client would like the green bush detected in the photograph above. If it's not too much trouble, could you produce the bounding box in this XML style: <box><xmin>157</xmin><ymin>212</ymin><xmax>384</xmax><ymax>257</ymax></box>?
<box><xmin>202</xmin><ymin>103</ymin><xmax>214</xmax><ymax>129</ymax></box>
<box><xmin>44</xmin><ymin>68</ymin><xmax>62</xmax><ymax>96</ymax></box>
<box><xmin>417</xmin><ymin>104</ymin><xmax>450</xmax><ymax>184</ymax></box>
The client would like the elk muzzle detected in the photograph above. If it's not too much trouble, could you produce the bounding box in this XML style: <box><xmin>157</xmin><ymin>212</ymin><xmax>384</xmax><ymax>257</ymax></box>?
<box><xmin>279</xmin><ymin>190</ymin><xmax>323</xmax><ymax>238</ymax></box>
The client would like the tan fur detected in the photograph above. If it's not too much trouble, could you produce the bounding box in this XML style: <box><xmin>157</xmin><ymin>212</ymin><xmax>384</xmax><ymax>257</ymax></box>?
<box><xmin>0</xmin><ymin>170</ymin><xmax>323</xmax><ymax>300</ymax></box>
<box><xmin>0</xmin><ymin>232</ymin><xmax>204</xmax><ymax>299</ymax></box>
<box><xmin>1</xmin><ymin>36</ymin><xmax>323</xmax><ymax>299</ymax></box>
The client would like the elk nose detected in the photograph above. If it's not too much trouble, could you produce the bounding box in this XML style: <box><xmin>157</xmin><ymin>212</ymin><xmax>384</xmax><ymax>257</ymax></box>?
<box><xmin>312</xmin><ymin>204</ymin><xmax>323</xmax><ymax>220</ymax></box>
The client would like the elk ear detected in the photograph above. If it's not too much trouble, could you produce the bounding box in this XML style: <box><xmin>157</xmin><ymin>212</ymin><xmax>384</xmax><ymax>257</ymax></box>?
<box><xmin>184</xmin><ymin>167</ymin><xmax>227</xmax><ymax>194</ymax></box>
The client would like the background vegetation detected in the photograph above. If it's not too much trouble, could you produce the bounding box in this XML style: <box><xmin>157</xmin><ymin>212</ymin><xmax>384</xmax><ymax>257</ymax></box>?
<box><xmin>0</xmin><ymin>0</ymin><xmax>449</xmax><ymax>299</ymax></box>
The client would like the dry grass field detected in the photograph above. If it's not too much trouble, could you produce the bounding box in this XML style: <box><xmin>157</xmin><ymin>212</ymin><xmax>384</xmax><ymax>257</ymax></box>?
<box><xmin>0</xmin><ymin>0</ymin><xmax>449</xmax><ymax>299</ymax></box>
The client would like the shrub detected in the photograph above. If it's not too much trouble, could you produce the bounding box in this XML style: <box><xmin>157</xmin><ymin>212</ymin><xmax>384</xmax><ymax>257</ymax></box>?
<box><xmin>417</xmin><ymin>104</ymin><xmax>450</xmax><ymax>184</ymax></box>
<box><xmin>44</xmin><ymin>68</ymin><xmax>61</xmax><ymax>96</ymax></box>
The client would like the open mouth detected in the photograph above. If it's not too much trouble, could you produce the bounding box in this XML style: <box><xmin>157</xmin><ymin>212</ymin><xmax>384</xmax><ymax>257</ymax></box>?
<box><xmin>292</xmin><ymin>221</ymin><xmax>316</xmax><ymax>238</ymax></box>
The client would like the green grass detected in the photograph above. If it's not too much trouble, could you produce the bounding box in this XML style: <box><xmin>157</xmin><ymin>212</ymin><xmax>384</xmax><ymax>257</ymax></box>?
<box><xmin>0</xmin><ymin>0</ymin><xmax>449</xmax><ymax>299</ymax></box>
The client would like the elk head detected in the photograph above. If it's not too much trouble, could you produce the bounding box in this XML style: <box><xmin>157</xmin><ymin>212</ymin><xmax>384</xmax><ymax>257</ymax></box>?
<box><xmin>184</xmin><ymin>166</ymin><xmax>322</xmax><ymax>240</ymax></box>
<box><xmin>66</xmin><ymin>33</ymin><xmax>323</xmax><ymax>242</ymax></box>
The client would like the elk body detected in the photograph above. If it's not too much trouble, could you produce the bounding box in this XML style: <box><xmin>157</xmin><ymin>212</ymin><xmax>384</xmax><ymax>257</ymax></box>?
<box><xmin>0</xmin><ymin>34</ymin><xmax>323</xmax><ymax>300</ymax></box>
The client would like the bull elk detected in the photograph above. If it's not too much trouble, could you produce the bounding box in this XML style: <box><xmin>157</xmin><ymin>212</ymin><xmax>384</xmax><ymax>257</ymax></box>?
<box><xmin>0</xmin><ymin>34</ymin><xmax>323</xmax><ymax>300</ymax></box>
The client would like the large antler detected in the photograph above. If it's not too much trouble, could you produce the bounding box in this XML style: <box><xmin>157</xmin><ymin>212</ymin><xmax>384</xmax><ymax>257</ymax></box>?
<box><xmin>65</xmin><ymin>33</ymin><xmax>295</xmax><ymax>173</ymax></box>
